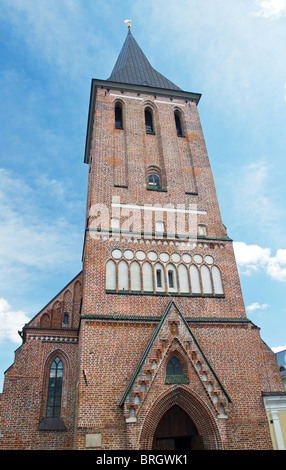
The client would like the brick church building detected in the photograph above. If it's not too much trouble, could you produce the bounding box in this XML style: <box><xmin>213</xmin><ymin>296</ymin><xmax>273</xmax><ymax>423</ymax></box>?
<box><xmin>0</xmin><ymin>26</ymin><xmax>285</xmax><ymax>451</ymax></box>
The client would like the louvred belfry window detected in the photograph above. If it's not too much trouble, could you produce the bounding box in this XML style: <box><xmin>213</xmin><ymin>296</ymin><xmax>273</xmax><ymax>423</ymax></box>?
<box><xmin>145</xmin><ymin>109</ymin><xmax>154</xmax><ymax>134</ymax></box>
<box><xmin>174</xmin><ymin>112</ymin><xmax>183</xmax><ymax>137</ymax></box>
<box><xmin>115</xmin><ymin>104</ymin><xmax>123</xmax><ymax>129</ymax></box>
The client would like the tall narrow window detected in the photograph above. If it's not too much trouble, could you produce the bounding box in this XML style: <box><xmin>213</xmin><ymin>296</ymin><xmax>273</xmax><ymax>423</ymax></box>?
<box><xmin>115</xmin><ymin>104</ymin><xmax>123</xmax><ymax>129</ymax></box>
<box><xmin>167</xmin><ymin>264</ymin><xmax>177</xmax><ymax>292</ymax></box>
<box><xmin>130</xmin><ymin>261</ymin><xmax>141</xmax><ymax>292</ymax></box>
<box><xmin>155</xmin><ymin>263</ymin><xmax>165</xmax><ymax>292</ymax></box>
<box><xmin>143</xmin><ymin>262</ymin><xmax>153</xmax><ymax>292</ymax></box>
<box><xmin>168</xmin><ymin>271</ymin><xmax>174</xmax><ymax>288</ymax></box>
<box><xmin>175</xmin><ymin>112</ymin><xmax>183</xmax><ymax>137</ymax></box>
<box><xmin>201</xmin><ymin>265</ymin><xmax>213</xmax><ymax>294</ymax></box>
<box><xmin>178</xmin><ymin>264</ymin><xmax>189</xmax><ymax>294</ymax></box>
<box><xmin>190</xmin><ymin>265</ymin><xmax>201</xmax><ymax>294</ymax></box>
<box><xmin>118</xmin><ymin>260</ymin><xmax>129</xmax><ymax>291</ymax></box>
<box><xmin>46</xmin><ymin>357</ymin><xmax>63</xmax><ymax>418</ymax></box>
<box><xmin>145</xmin><ymin>109</ymin><xmax>154</xmax><ymax>134</ymax></box>
<box><xmin>156</xmin><ymin>269</ymin><xmax>162</xmax><ymax>288</ymax></box>
<box><xmin>212</xmin><ymin>266</ymin><xmax>224</xmax><ymax>295</ymax></box>
<box><xmin>106</xmin><ymin>260</ymin><xmax>116</xmax><ymax>291</ymax></box>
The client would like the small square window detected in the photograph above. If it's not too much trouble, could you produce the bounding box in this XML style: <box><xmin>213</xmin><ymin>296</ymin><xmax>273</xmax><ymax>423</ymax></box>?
<box><xmin>198</xmin><ymin>225</ymin><xmax>207</xmax><ymax>236</ymax></box>
<box><xmin>155</xmin><ymin>221</ymin><xmax>165</xmax><ymax>233</ymax></box>
<box><xmin>111</xmin><ymin>218</ymin><xmax>120</xmax><ymax>229</ymax></box>
<box><xmin>148</xmin><ymin>174</ymin><xmax>160</xmax><ymax>189</ymax></box>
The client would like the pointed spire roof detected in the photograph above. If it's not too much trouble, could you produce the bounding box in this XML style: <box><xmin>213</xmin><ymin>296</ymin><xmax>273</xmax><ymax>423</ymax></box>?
<box><xmin>107</xmin><ymin>29</ymin><xmax>181</xmax><ymax>91</ymax></box>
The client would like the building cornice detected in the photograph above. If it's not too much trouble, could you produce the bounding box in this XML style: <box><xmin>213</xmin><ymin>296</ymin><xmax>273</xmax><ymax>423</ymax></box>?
<box><xmin>95</xmin><ymin>78</ymin><xmax>201</xmax><ymax>103</ymax></box>
<box><xmin>81</xmin><ymin>314</ymin><xmax>250</xmax><ymax>325</ymax></box>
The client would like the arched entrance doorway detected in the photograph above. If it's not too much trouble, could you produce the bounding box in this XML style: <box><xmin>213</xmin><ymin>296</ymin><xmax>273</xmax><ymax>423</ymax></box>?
<box><xmin>139</xmin><ymin>386</ymin><xmax>223</xmax><ymax>450</ymax></box>
<box><xmin>152</xmin><ymin>405</ymin><xmax>203</xmax><ymax>450</ymax></box>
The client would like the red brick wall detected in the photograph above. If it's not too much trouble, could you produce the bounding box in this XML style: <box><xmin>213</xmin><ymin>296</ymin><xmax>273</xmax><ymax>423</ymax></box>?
<box><xmin>77</xmin><ymin>84</ymin><xmax>283</xmax><ymax>450</ymax></box>
<box><xmin>0</xmin><ymin>275</ymin><xmax>81</xmax><ymax>450</ymax></box>
<box><xmin>0</xmin><ymin>82</ymin><xmax>283</xmax><ymax>450</ymax></box>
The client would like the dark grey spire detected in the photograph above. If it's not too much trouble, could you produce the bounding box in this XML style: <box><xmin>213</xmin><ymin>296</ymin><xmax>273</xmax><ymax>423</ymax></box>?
<box><xmin>107</xmin><ymin>30</ymin><xmax>181</xmax><ymax>91</ymax></box>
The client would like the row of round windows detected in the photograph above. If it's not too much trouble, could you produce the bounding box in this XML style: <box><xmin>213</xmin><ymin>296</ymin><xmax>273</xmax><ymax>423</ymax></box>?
<box><xmin>111</xmin><ymin>249</ymin><xmax>214</xmax><ymax>265</ymax></box>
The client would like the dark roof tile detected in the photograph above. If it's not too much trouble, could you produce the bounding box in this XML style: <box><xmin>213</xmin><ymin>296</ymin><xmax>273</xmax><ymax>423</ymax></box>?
<box><xmin>107</xmin><ymin>30</ymin><xmax>181</xmax><ymax>91</ymax></box>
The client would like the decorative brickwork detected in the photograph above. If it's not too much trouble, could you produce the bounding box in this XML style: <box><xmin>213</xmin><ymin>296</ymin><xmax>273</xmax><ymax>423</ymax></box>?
<box><xmin>0</xmin><ymin>30</ymin><xmax>284</xmax><ymax>450</ymax></box>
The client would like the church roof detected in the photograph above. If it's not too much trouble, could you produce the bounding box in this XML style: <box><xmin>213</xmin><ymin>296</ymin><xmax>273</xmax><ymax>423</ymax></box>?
<box><xmin>107</xmin><ymin>29</ymin><xmax>181</xmax><ymax>91</ymax></box>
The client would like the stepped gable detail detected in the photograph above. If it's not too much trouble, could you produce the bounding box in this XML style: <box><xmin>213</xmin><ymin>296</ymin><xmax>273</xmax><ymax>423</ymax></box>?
<box><xmin>120</xmin><ymin>300</ymin><xmax>230</xmax><ymax>422</ymax></box>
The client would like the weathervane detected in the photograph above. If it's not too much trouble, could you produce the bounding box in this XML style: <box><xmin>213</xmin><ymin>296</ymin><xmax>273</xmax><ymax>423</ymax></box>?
<box><xmin>124</xmin><ymin>19</ymin><xmax>132</xmax><ymax>29</ymax></box>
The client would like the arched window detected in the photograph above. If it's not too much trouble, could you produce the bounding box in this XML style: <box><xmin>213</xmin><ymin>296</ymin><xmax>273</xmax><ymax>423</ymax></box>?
<box><xmin>166</xmin><ymin>264</ymin><xmax>177</xmax><ymax>292</ymax></box>
<box><xmin>166</xmin><ymin>356</ymin><xmax>183</xmax><ymax>376</ymax></box>
<box><xmin>115</xmin><ymin>104</ymin><xmax>123</xmax><ymax>129</ymax></box>
<box><xmin>147</xmin><ymin>166</ymin><xmax>161</xmax><ymax>190</ymax></box>
<box><xmin>148</xmin><ymin>173</ymin><xmax>160</xmax><ymax>189</ymax></box>
<box><xmin>143</xmin><ymin>262</ymin><xmax>153</xmax><ymax>292</ymax></box>
<box><xmin>145</xmin><ymin>109</ymin><xmax>154</xmax><ymax>134</ymax></box>
<box><xmin>174</xmin><ymin>111</ymin><xmax>183</xmax><ymax>137</ymax></box>
<box><xmin>190</xmin><ymin>265</ymin><xmax>201</xmax><ymax>294</ymax></box>
<box><xmin>130</xmin><ymin>261</ymin><xmax>141</xmax><ymax>292</ymax></box>
<box><xmin>165</xmin><ymin>356</ymin><xmax>189</xmax><ymax>384</ymax></box>
<box><xmin>40</xmin><ymin>312</ymin><xmax>51</xmax><ymax>327</ymax></box>
<box><xmin>106</xmin><ymin>260</ymin><xmax>116</xmax><ymax>290</ymax></box>
<box><xmin>212</xmin><ymin>266</ymin><xmax>224</xmax><ymax>295</ymax></box>
<box><xmin>118</xmin><ymin>260</ymin><xmax>129</xmax><ymax>291</ymax></box>
<box><xmin>201</xmin><ymin>265</ymin><xmax>213</xmax><ymax>295</ymax></box>
<box><xmin>46</xmin><ymin>357</ymin><xmax>64</xmax><ymax>418</ymax></box>
<box><xmin>178</xmin><ymin>264</ymin><xmax>189</xmax><ymax>294</ymax></box>
<box><xmin>155</xmin><ymin>263</ymin><xmax>165</xmax><ymax>292</ymax></box>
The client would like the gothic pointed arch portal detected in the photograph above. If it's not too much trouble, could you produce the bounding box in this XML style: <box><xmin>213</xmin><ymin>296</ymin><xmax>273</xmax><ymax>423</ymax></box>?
<box><xmin>153</xmin><ymin>405</ymin><xmax>202</xmax><ymax>450</ymax></box>
<box><xmin>139</xmin><ymin>387</ymin><xmax>223</xmax><ymax>450</ymax></box>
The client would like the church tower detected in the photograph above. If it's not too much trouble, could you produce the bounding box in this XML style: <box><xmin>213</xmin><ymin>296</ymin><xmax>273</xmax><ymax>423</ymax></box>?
<box><xmin>0</xmin><ymin>26</ymin><xmax>284</xmax><ymax>451</ymax></box>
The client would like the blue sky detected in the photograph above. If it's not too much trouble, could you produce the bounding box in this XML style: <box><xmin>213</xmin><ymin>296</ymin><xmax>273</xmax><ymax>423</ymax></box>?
<box><xmin>0</xmin><ymin>0</ymin><xmax>286</xmax><ymax>390</ymax></box>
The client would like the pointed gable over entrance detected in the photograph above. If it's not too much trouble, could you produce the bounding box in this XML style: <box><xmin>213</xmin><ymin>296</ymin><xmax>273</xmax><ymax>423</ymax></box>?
<box><xmin>119</xmin><ymin>301</ymin><xmax>231</xmax><ymax>423</ymax></box>
<box><xmin>107</xmin><ymin>29</ymin><xmax>181</xmax><ymax>91</ymax></box>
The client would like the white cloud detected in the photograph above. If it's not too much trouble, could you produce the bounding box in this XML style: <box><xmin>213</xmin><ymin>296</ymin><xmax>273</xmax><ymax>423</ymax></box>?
<box><xmin>234</xmin><ymin>241</ymin><xmax>286</xmax><ymax>282</ymax></box>
<box><xmin>272</xmin><ymin>344</ymin><xmax>286</xmax><ymax>353</ymax></box>
<box><xmin>0</xmin><ymin>0</ymin><xmax>113</xmax><ymax>79</ymax></box>
<box><xmin>235</xmin><ymin>161</ymin><xmax>282</xmax><ymax>232</ymax></box>
<box><xmin>254</xmin><ymin>0</ymin><xmax>286</xmax><ymax>19</ymax></box>
<box><xmin>0</xmin><ymin>298</ymin><xmax>30</xmax><ymax>344</ymax></box>
<box><xmin>0</xmin><ymin>168</ymin><xmax>82</xmax><ymax>292</ymax></box>
<box><xmin>246</xmin><ymin>302</ymin><xmax>270</xmax><ymax>312</ymax></box>
<box><xmin>223</xmin><ymin>158</ymin><xmax>286</xmax><ymax>250</ymax></box>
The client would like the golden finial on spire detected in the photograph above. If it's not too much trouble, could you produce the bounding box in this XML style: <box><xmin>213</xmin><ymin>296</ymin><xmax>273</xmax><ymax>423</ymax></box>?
<box><xmin>124</xmin><ymin>19</ymin><xmax>132</xmax><ymax>29</ymax></box>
